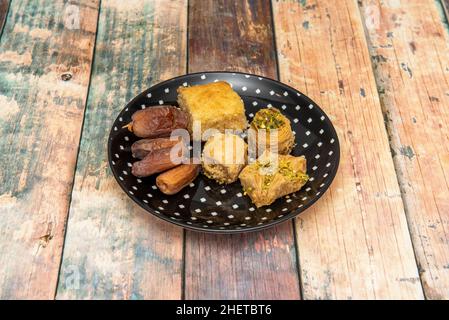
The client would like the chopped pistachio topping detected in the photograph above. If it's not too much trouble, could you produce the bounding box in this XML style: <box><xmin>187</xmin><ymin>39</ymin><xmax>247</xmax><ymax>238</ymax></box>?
<box><xmin>262</xmin><ymin>174</ymin><xmax>274</xmax><ymax>190</ymax></box>
<box><xmin>253</xmin><ymin>108</ymin><xmax>285</xmax><ymax>130</ymax></box>
<box><xmin>243</xmin><ymin>186</ymin><xmax>254</xmax><ymax>195</ymax></box>
<box><xmin>278</xmin><ymin>160</ymin><xmax>309</xmax><ymax>183</ymax></box>
<box><xmin>254</xmin><ymin>157</ymin><xmax>308</xmax><ymax>190</ymax></box>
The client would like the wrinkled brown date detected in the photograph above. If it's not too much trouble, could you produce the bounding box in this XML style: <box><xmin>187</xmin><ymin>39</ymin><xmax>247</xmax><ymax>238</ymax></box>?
<box><xmin>156</xmin><ymin>163</ymin><xmax>200</xmax><ymax>195</ymax></box>
<box><xmin>126</xmin><ymin>106</ymin><xmax>188</xmax><ymax>138</ymax></box>
<box><xmin>131</xmin><ymin>144</ymin><xmax>186</xmax><ymax>177</ymax></box>
<box><xmin>131</xmin><ymin>136</ymin><xmax>184</xmax><ymax>159</ymax></box>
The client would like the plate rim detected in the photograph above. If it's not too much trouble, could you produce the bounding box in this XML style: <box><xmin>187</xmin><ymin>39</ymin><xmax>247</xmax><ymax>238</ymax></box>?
<box><xmin>107</xmin><ymin>70</ymin><xmax>340</xmax><ymax>233</ymax></box>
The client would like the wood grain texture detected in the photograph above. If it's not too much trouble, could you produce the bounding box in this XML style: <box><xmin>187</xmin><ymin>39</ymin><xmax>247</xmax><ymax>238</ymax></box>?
<box><xmin>272</xmin><ymin>0</ymin><xmax>424</xmax><ymax>299</ymax></box>
<box><xmin>0</xmin><ymin>0</ymin><xmax>99</xmax><ymax>299</ymax></box>
<box><xmin>0</xmin><ymin>0</ymin><xmax>9</xmax><ymax>36</ymax></box>
<box><xmin>359</xmin><ymin>0</ymin><xmax>449</xmax><ymax>299</ymax></box>
<box><xmin>185</xmin><ymin>0</ymin><xmax>301</xmax><ymax>300</ymax></box>
<box><xmin>56</xmin><ymin>0</ymin><xmax>187</xmax><ymax>299</ymax></box>
<box><xmin>188</xmin><ymin>0</ymin><xmax>278</xmax><ymax>78</ymax></box>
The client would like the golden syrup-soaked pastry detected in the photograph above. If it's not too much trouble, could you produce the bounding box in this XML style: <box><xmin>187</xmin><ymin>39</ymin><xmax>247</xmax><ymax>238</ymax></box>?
<box><xmin>249</xmin><ymin>107</ymin><xmax>295</xmax><ymax>155</ymax></box>
<box><xmin>239</xmin><ymin>151</ymin><xmax>308</xmax><ymax>207</ymax></box>
<box><xmin>202</xmin><ymin>133</ymin><xmax>248</xmax><ymax>184</ymax></box>
<box><xmin>177</xmin><ymin>81</ymin><xmax>247</xmax><ymax>140</ymax></box>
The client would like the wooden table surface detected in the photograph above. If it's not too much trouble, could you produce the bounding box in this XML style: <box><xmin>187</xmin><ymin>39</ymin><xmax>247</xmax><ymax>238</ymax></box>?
<box><xmin>0</xmin><ymin>0</ymin><xmax>448</xmax><ymax>300</ymax></box>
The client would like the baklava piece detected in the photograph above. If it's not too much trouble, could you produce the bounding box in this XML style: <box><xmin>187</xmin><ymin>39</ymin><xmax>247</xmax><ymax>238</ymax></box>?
<box><xmin>249</xmin><ymin>107</ymin><xmax>295</xmax><ymax>155</ymax></box>
<box><xmin>177</xmin><ymin>81</ymin><xmax>247</xmax><ymax>140</ymax></box>
<box><xmin>239</xmin><ymin>151</ymin><xmax>308</xmax><ymax>207</ymax></box>
<box><xmin>202</xmin><ymin>133</ymin><xmax>248</xmax><ymax>184</ymax></box>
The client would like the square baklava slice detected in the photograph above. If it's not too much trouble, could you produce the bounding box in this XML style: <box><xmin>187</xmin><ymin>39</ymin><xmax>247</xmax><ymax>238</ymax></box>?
<box><xmin>177</xmin><ymin>81</ymin><xmax>247</xmax><ymax>140</ymax></box>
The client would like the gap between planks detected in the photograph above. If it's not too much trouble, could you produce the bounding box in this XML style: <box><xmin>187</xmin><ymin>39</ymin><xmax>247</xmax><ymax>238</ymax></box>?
<box><xmin>0</xmin><ymin>0</ymin><xmax>10</xmax><ymax>38</ymax></box>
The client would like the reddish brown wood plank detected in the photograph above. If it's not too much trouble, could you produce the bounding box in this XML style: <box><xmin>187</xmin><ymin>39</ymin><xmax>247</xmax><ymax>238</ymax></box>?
<box><xmin>272</xmin><ymin>0</ymin><xmax>424</xmax><ymax>299</ymax></box>
<box><xmin>0</xmin><ymin>0</ymin><xmax>9</xmax><ymax>35</ymax></box>
<box><xmin>188</xmin><ymin>0</ymin><xmax>277</xmax><ymax>78</ymax></box>
<box><xmin>0</xmin><ymin>0</ymin><xmax>99</xmax><ymax>299</ymax></box>
<box><xmin>56</xmin><ymin>0</ymin><xmax>187</xmax><ymax>299</ymax></box>
<box><xmin>184</xmin><ymin>0</ymin><xmax>301</xmax><ymax>300</ymax></box>
<box><xmin>359</xmin><ymin>0</ymin><xmax>449</xmax><ymax>299</ymax></box>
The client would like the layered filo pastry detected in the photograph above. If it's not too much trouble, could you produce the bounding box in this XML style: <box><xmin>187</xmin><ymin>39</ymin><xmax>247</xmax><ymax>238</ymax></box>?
<box><xmin>239</xmin><ymin>150</ymin><xmax>308</xmax><ymax>207</ymax></box>
<box><xmin>177</xmin><ymin>81</ymin><xmax>247</xmax><ymax>140</ymax></box>
<box><xmin>249</xmin><ymin>107</ymin><xmax>295</xmax><ymax>155</ymax></box>
<box><xmin>202</xmin><ymin>133</ymin><xmax>248</xmax><ymax>184</ymax></box>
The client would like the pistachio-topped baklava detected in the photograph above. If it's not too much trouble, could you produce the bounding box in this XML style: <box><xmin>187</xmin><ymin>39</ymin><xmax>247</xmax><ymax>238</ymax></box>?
<box><xmin>239</xmin><ymin>151</ymin><xmax>308</xmax><ymax>207</ymax></box>
<box><xmin>249</xmin><ymin>107</ymin><xmax>295</xmax><ymax>155</ymax></box>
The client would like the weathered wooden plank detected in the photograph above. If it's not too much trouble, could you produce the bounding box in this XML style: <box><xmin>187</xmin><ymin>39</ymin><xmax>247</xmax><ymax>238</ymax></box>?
<box><xmin>0</xmin><ymin>0</ymin><xmax>99</xmax><ymax>299</ymax></box>
<box><xmin>184</xmin><ymin>0</ymin><xmax>301</xmax><ymax>300</ymax></box>
<box><xmin>188</xmin><ymin>0</ymin><xmax>277</xmax><ymax>78</ymax></box>
<box><xmin>272</xmin><ymin>0</ymin><xmax>424</xmax><ymax>299</ymax></box>
<box><xmin>56</xmin><ymin>0</ymin><xmax>187</xmax><ymax>299</ymax></box>
<box><xmin>359</xmin><ymin>0</ymin><xmax>449</xmax><ymax>299</ymax></box>
<box><xmin>0</xmin><ymin>0</ymin><xmax>9</xmax><ymax>36</ymax></box>
<box><xmin>441</xmin><ymin>0</ymin><xmax>449</xmax><ymax>24</ymax></box>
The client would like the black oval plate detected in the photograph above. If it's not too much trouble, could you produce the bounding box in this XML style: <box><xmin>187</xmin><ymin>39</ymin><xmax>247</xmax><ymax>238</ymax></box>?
<box><xmin>108</xmin><ymin>71</ymin><xmax>340</xmax><ymax>233</ymax></box>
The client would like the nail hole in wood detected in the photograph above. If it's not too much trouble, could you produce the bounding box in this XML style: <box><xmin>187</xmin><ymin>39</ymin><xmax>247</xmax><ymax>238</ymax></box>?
<box><xmin>61</xmin><ymin>73</ymin><xmax>72</xmax><ymax>81</ymax></box>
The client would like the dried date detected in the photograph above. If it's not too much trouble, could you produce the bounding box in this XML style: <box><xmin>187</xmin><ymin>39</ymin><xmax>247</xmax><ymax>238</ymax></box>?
<box><xmin>156</xmin><ymin>163</ymin><xmax>200</xmax><ymax>195</ymax></box>
<box><xmin>124</xmin><ymin>106</ymin><xmax>188</xmax><ymax>138</ymax></box>
<box><xmin>131</xmin><ymin>136</ymin><xmax>184</xmax><ymax>159</ymax></box>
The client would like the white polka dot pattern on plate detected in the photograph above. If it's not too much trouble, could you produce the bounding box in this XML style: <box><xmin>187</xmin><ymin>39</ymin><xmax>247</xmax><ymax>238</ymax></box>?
<box><xmin>108</xmin><ymin>71</ymin><xmax>339</xmax><ymax>232</ymax></box>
